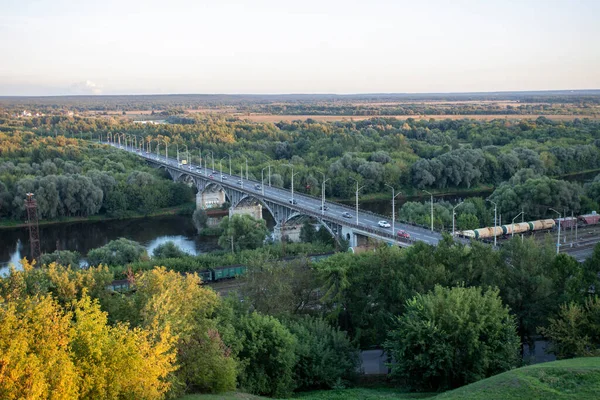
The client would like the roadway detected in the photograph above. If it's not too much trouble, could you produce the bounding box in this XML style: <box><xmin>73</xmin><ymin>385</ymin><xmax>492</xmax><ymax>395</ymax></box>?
<box><xmin>106</xmin><ymin>142</ymin><xmax>443</xmax><ymax>245</ymax></box>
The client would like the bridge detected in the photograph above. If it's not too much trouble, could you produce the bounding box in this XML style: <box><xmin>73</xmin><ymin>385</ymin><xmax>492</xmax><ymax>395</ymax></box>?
<box><xmin>105</xmin><ymin>143</ymin><xmax>443</xmax><ymax>247</ymax></box>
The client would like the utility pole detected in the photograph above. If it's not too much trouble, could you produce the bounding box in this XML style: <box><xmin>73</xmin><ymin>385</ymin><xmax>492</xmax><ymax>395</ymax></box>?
<box><xmin>487</xmin><ymin>199</ymin><xmax>498</xmax><ymax>247</ymax></box>
<box><xmin>385</xmin><ymin>184</ymin><xmax>401</xmax><ymax>234</ymax></box>
<box><xmin>25</xmin><ymin>193</ymin><xmax>41</xmax><ymax>264</ymax></box>
<box><xmin>261</xmin><ymin>167</ymin><xmax>268</xmax><ymax>196</ymax></box>
<box><xmin>452</xmin><ymin>201</ymin><xmax>464</xmax><ymax>237</ymax></box>
<box><xmin>352</xmin><ymin>179</ymin><xmax>365</xmax><ymax>225</ymax></box>
<box><xmin>550</xmin><ymin>208</ymin><xmax>561</xmax><ymax>255</ymax></box>
<box><xmin>240</xmin><ymin>165</ymin><xmax>244</xmax><ymax>189</ymax></box>
<box><xmin>511</xmin><ymin>211</ymin><xmax>523</xmax><ymax>238</ymax></box>
<box><xmin>244</xmin><ymin>157</ymin><xmax>248</xmax><ymax>180</ymax></box>
<box><xmin>423</xmin><ymin>190</ymin><xmax>434</xmax><ymax>232</ymax></box>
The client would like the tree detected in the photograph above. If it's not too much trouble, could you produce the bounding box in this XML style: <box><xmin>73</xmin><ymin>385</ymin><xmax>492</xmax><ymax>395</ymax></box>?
<box><xmin>229</xmin><ymin>311</ymin><xmax>297</xmax><ymax>397</ymax></box>
<box><xmin>152</xmin><ymin>241</ymin><xmax>187</xmax><ymax>259</ymax></box>
<box><xmin>218</xmin><ymin>214</ymin><xmax>268</xmax><ymax>252</ymax></box>
<box><xmin>286</xmin><ymin>316</ymin><xmax>359</xmax><ymax>391</ymax></box>
<box><xmin>457</xmin><ymin>212</ymin><xmax>479</xmax><ymax>230</ymax></box>
<box><xmin>385</xmin><ymin>285</ymin><xmax>520</xmax><ymax>391</ymax></box>
<box><xmin>40</xmin><ymin>250</ymin><xmax>81</xmax><ymax>268</ymax></box>
<box><xmin>299</xmin><ymin>220</ymin><xmax>316</xmax><ymax>243</ymax></box>
<box><xmin>540</xmin><ymin>296</ymin><xmax>600</xmax><ymax>359</ymax></box>
<box><xmin>192</xmin><ymin>208</ymin><xmax>208</xmax><ymax>232</ymax></box>
<box><xmin>87</xmin><ymin>238</ymin><xmax>147</xmax><ymax>266</ymax></box>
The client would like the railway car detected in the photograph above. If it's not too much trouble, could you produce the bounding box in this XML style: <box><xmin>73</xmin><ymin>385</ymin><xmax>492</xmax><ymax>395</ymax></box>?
<box><xmin>473</xmin><ymin>226</ymin><xmax>503</xmax><ymax>239</ymax></box>
<box><xmin>579</xmin><ymin>212</ymin><xmax>600</xmax><ymax>225</ymax></box>
<box><xmin>210</xmin><ymin>264</ymin><xmax>246</xmax><ymax>280</ymax></box>
<box><xmin>554</xmin><ymin>217</ymin><xmax>578</xmax><ymax>229</ymax></box>
<box><xmin>528</xmin><ymin>219</ymin><xmax>556</xmax><ymax>231</ymax></box>
<box><xmin>501</xmin><ymin>222</ymin><xmax>530</xmax><ymax>235</ymax></box>
<box><xmin>461</xmin><ymin>230</ymin><xmax>476</xmax><ymax>238</ymax></box>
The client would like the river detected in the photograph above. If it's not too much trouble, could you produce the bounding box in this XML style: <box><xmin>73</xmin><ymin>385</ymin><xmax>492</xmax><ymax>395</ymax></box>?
<box><xmin>0</xmin><ymin>215</ymin><xmax>220</xmax><ymax>275</ymax></box>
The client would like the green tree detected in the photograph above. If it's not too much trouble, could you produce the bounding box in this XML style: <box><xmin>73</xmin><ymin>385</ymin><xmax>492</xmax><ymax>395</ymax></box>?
<box><xmin>540</xmin><ymin>296</ymin><xmax>600</xmax><ymax>359</ymax></box>
<box><xmin>300</xmin><ymin>220</ymin><xmax>316</xmax><ymax>243</ymax></box>
<box><xmin>218</xmin><ymin>214</ymin><xmax>268</xmax><ymax>252</ymax></box>
<box><xmin>87</xmin><ymin>238</ymin><xmax>147</xmax><ymax>266</ymax></box>
<box><xmin>229</xmin><ymin>311</ymin><xmax>297</xmax><ymax>397</ymax></box>
<box><xmin>192</xmin><ymin>208</ymin><xmax>208</xmax><ymax>232</ymax></box>
<box><xmin>40</xmin><ymin>250</ymin><xmax>82</xmax><ymax>268</ymax></box>
<box><xmin>457</xmin><ymin>212</ymin><xmax>480</xmax><ymax>230</ymax></box>
<box><xmin>286</xmin><ymin>316</ymin><xmax>359</xmax><ymax>391</ymax></box>
<box><xmin>385</xmin><ymin>285</ymin><xmax>520</xmax><ymax>391</ymax></box>
<box><xmin>152</xmin><ymin>241</ymin><xmax>187</xmax><ymax>259</ymax></box>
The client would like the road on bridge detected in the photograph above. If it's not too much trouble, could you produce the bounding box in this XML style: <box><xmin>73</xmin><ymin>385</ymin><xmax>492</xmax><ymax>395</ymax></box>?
<box><xmin>106</xmin><ymin>143</ymin><xmax>443</xmax><ymax>246</ymax></box>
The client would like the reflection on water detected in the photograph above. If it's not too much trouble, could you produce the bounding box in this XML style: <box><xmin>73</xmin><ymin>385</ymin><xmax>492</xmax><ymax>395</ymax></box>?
<box><xmin>146</xmin><ymin>235</ymin><xmax>199</xmax><ymax>257</ymax></box>
<box><xmin>0</xmin><ymin>215</ymin><xmax>220</xmax><ymax>276</ymax></box>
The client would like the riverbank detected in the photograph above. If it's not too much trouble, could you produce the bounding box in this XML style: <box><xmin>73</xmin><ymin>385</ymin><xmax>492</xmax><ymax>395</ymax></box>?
<box><xmin>0</xmin><ymin>203</ymin><xmax>196</xmax><ymax>230</ymax></box>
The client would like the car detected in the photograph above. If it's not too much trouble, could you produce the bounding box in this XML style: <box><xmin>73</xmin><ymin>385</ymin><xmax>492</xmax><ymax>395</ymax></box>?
<box><xmin>212</xmin><ymin>170</ymin><xmax>217</xmax><ymax>174</ymax></box>
<box><xmin>342</xmin><ymin>212</ymin><xmax>352</xmax><ymax>219</ymax></box>
<box><xmin>289</xmin><ymin>199</ymin><xmax>298</xmax><ymax>204</ymax></box>
<box><xmin>255</xmin><ymin>184</ymin><xmax>262</xmax><ymax>190</ymax></box>
<box><xmin>378</xmin><ymin>220</ymin><xmax>391</xmax><ymax>228</ymax></box>
<box><xmin>237</xmin><ymin>180</ymin><xmax>242</xmax><ymax>185</ymax></box>
<box><xmin>397</xmin><ymin>230</ymin><xmax>410</xmax><ymax>239</ymax></box>
<box><xmin>221</xmin><ymin>175</ymin><xmax>228</xmax><ymax>180</ymax></box>
<box><xmin>319</xmin><ymin>205</ymin><xmax>329</xmax><ymax>211</ymax></box>
<box><xmin>208</xmin><ymin>174</ymin><xmax>214</xmax><ymax>179</ymax></box>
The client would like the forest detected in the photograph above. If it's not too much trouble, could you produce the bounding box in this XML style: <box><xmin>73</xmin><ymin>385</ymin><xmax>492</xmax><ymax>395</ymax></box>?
<box><xmin>2</xmin><ymin>110</ymin><xmax>600</xmax><ymax>230</ymax></box>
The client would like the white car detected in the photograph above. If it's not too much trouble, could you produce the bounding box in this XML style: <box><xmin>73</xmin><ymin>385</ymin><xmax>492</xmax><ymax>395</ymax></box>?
<box><xmin>378</xmin><ymin>220</ymin><xmax>391</xmax><ymax>228</ymax></box>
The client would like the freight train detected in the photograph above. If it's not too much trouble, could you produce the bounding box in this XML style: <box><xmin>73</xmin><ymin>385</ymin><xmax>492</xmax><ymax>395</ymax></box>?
<box><xmin>459</xmin><ymin>211</ymin><xmax>599</xmax><ymax>240</ymax></box>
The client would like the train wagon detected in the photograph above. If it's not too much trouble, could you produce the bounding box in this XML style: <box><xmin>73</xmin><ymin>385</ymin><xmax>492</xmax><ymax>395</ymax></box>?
<box><xmin>210</xmin><ymin>264</ymin><xmax>247</xmax><ymax>280</ymax></box>
<box><xmin>528</xmin><ymin>219</ymin><xmax>556</xmax><ymax>231</ymax></box>
<box><xmin>554</xmin><ymin>217</ymin><xmax>578</xmax><ymax>229</ymax></box>
<box><xmin>473</xmin><ymin>226</ymin><xmax>503</xmax><ymax>239</ymax></box>
<box><xmin>579</xmin><ymin>212</ymin><xmax>600</xmax><ymax>225</ymax></box>
<box><xmin>197</xmin><ymin>269</ymin><xmax>213</xmax><ymax>283</ymax></box>
<box><xmin>461</xmin><ymin>230</ymin><xmax>476</xmax><ymax>238</ymax></box>
<box><xmin>502</xmin><ymin>222</ymin><xmax>530</xmax><ymax>235</ymax></box>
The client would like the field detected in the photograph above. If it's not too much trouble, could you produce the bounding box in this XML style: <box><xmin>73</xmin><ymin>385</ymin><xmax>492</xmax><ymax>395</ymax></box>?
<box><xmin>179</xmin><ymin>358</ymin><xmax>600</xmax><ymax>400</ymax></box>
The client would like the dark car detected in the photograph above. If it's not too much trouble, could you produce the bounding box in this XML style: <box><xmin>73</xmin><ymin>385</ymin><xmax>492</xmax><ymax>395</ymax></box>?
<box><xmin>342</xmin><ymin>212</ymin><xmax>352</xmax><ymax>218</ymax></box>
<box><xmin>319</xmin><ymin>205</ymin><xmax>329</xmax><ymax>211</ymax></box>
<box><xmin>289</xmin><ymin>199</ymin><xmax>298</xmax><ymax>205</ymax></box>
<box><xmin>255</xmin><ymin>184</ymin><xmax>262</xmax><ymax>190</ymax></box>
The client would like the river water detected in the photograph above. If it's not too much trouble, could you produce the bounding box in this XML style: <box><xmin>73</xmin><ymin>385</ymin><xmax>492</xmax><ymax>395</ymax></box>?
<box><xmin>0</xmin><ymin>215</ymin><xmax>220</xmax><ymax>275</ymax></box>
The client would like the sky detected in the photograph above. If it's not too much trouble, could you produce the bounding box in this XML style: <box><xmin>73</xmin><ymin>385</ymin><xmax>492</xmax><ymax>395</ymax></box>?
<box><xmin>1</xmin><ymin>0</ymin><xmax>599</xmax><ymax>96</ymax></box>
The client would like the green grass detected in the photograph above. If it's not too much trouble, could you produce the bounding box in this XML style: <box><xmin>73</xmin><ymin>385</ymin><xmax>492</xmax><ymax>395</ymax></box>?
<box><xmin>180</xmin><ymin>358</ymin><xmax>600</xmax><ymax>400</ymax></box>
<box><xmin>436</xmin><ymin>357</ymin><xmax>600</xmax><ymax>400</ymax></box>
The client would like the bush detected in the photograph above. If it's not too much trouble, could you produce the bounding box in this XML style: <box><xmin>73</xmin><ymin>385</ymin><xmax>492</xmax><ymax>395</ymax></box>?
<box><xmin>152</xmin><ymin>241</ymin><xmax>187</xmax><ymax>259</ymax></box>
<box><xmin>87</xmin><ymin>238</ymin><xmax>147</xmax><ymax>266</ymax></box>
<box><xmin>286</xmin><ymin>316</ymin><xmax>359</xmax><ymax>391</ymax></box>
<box><xmin>385</xmin><ymin>285</ymin><xmax>520</xmax><ymax>391</ymax></box>
<box><xmin>231</xmin><ymin>311</ymin><xmax>297</xmax><ymax>397</ymax></box>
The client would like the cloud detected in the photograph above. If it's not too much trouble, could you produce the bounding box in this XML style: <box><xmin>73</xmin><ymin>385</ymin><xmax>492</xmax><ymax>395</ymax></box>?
<box><xmin>69</xmin><ymin>80</ymin><xmax>102</xmax><ymax>95</ymax></box>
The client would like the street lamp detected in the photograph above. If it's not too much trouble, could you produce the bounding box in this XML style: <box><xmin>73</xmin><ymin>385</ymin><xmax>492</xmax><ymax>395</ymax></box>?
<box><xmin>549</xmin><ymin>208</ymin><xmax>561</xmax><ymax>255</ymax></box>
<box><xmin>261</xmin><ymin>167</ymin><xmax>269</xmax><ymax>195</ymax></box>
<box><xmin>220</xmin><ymin>157</ymin><xmax>227</xmax><ymax>182</ymax></box>
<box><xmin>224</xmin><ymin>153</ymin><xmax>232</xmax><ymax>175</ymax></box>
<box><xmin>452</xmin><ymin>201</ymin><xmax>465</xmax><ymax>237</ymax></box>
<box><xmin>423</xmin><ymin>190</ymin><xmax>434</xmax><ymax>232</ymax></box>
<box><xmin>511</xmin><ymin>212</ymin><xmax>524</xmax><ymax>238</ymax></box>
<box><xmin>486</xmin><ymin>199</ymin><xmax>498</xmax><ymax>247</ymax></box>
<box><xmin>284</xmin><ymin>165</ymin><xmax>300</xmax><ymax>201</ymax></box>
<box><xmin>385</xmin><ymin>184</ymin><xmax>402</xmax><ymax>234</ymax></box>
<box><xmin>243</xmin><ymin>157</ymin><xmax>249</xmax><ymax>180</ymax></box>
<box><xmin>318</xmin><ymin>172</ymin><xmax>329</xmax><ymax>216</ymax></box>
<box><xmin>351</xmin><ymin>178</ymin><xmax>364</xmax><ymax>225</ymax></box>
<box><xmin>210</xmin><ymin>151</ymin><xmax>215</xmax><ymax>171</ymax></box>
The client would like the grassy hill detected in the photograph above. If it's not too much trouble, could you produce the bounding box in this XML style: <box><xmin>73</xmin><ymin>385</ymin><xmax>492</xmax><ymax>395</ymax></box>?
<box><xmin>180</xmin><ymin>357</ymin><xmax>600</xmax><ymax>400</ymax></box>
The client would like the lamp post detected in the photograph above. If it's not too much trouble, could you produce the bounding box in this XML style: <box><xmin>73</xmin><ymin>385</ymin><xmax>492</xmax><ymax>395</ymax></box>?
<box><xmin>319</xmin><ymin>172</ymin><xmax>329</xmax><ymax>216</ymax></box>
<box><xmin>164</xmin><ymin>141</ymin><xmax>169</xmax><ymax>163</ymax></box>
<box><xmin>284</xmin><ymin>165</ymin><xmax>299</xmax><ymax>202</ymax></box>
<box><xmin>240</xmin><ymin>165</ymin><xmax>244</xmax><ymax>189</ymax></box>
<box><xmin>176</xmin><ymin>144</ymin><xmax>180</xmax><ymax>165</ymax></box>
<box><xmin>351</xmin><ymin>178</ymin><xmax>364</xmax><ymax>225</ymax></box>
<box><xmin>261</xmin><ymin>167</ymin><xmax>269</xmax><ymax>196</ymax></box>
<box><xmin>243</xmin><ymin>157</ymin><xmax>248</xmax><ymax>180</ymax></box>
<box><xmin>486</xmin><ymin>199</ymin><xmax>498</xmax><ymax>247</ymax></box>
<box><xmin>423</xmin><ymin>190</ymin><xmax>434</xmax><ymax>232</ymax></box>
<box><xmin>452</xmin><ymin>201</ymin><xmax>464</xmax><ymax>237</ymax></box>
<box><xmin>385</xmin><ymin>184</ymin><xmax>401</xmax><ymax>234</ymax></box>
<box><xmin>511</xmin><ymin>212</ymin><xmax>523</xmax><ymax>238</ymax></box>
<box><xmin>224</xmin><ymin>153</ymin><xmax>232</xmax><ymax>175</ymax></box>
<box><xmin>210</xmin><ymin>151</ymin><xmax>215</xmax><ymax>171</ymax></box>
<box><xmin>549</xmin><ymin>208</ymin><xmax>561</xmax><ymax>255</ymax></box>
<box><xmin>220</xmin><ymin>157</ymin><xmax>226</xmax><ymax>182</ymax></box>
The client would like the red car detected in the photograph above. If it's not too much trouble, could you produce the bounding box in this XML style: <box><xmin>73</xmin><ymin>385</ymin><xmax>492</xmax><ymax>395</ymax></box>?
<box><xmin>208</xmin><ymin>174</ymin><xmax>214</xmax><ymax>179</ymax></box>
<box><xmin>397</xmin><ymin>230</ymin><xmax>410</xmax><ymax>239</ymax></box>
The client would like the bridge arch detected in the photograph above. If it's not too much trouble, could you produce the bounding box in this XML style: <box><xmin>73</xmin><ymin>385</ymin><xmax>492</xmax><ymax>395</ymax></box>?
<box><xmin>278</xmin><ymin>212</ymin><xmax>339</xmax><ymax>244</ymax></box>
<box><xmin>231</xmin><ymin>195</ymin><xmax>276</xmax><ymax>222</ymax></box>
